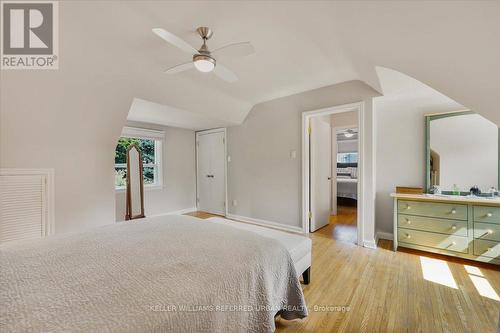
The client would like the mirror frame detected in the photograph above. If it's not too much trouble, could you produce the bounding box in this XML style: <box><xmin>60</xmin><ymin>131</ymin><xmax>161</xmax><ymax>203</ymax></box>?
<box><xmin>425</xmin><ymin>110</ymin><xmax>500</xmax><ymax>192</ymax></box>
<box><xmin>126</xmin><ymin>144</ymin><xmax>145</xmax><ymax>220</ymax></box>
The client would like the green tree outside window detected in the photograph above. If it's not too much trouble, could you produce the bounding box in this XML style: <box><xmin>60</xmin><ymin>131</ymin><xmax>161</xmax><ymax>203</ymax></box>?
<box><xmin>115</xmin><ymin>137</ymin><xmax>158</xmax><ymax>188</ymax></box>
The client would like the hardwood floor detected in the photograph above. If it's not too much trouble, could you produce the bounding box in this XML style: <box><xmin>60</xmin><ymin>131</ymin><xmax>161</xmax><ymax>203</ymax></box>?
<box><xmin>185</xmin><ymin>211</ymin><xmax>223</xmax><ymax>219</ymax></box>
<box><xmin>315</xmin><ymin>205</ymin><xmax>357</xmax><ymax>244</ymax></box>
<box><xmin>187</xmin><ymin>211</ymin><xmax>500</xmax><ymax>333</ymax></box>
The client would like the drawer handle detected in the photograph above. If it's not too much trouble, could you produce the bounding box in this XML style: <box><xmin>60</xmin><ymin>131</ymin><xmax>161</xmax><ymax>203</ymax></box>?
<box><xmin>406</xmin><ymin>219</ymin><xmax>411</xmax><ymax>225</ymax></box>
<box><xmin>487</xmin><ymin>212</ymin><xmax>493</xmax><ymax>217</ymax></box>
<box><xmin>446</xmin><ymin>241</ymin><xmax>457</xmax><ymax>248</ymax></box>
<box><xmin>481</xmin><ymin>230</ymin><xmax>494</xmax><ymax>238</ymax></box>
<box><xmin>406</xmin><ymin>205</ymin><xmax>411</xmax><ymax>210</ymax></box>
<box><xmin>451</xmin><ymin>209</ymin><xmax>457</xmax><ymax>214</ymax></box>
<box><xmin>405</xmin><ymin>233</ymin><xmax>411</xmax><ymax>239</ymax></box>
<box><xmin>451</xmin><ymin>225</ymin><xmax>457</xmax><ymax>230</ymax></box>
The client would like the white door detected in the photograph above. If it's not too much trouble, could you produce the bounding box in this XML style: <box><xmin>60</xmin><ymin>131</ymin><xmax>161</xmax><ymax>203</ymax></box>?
<box><xmin>310</xmin><ymin>116</ymin><xmax>332</xmax><ymax>232</ymax></box>
<box><xmin>197</xmin><ymin>130</ymin><xmax>226</xmax><ymax>215</ymax></box>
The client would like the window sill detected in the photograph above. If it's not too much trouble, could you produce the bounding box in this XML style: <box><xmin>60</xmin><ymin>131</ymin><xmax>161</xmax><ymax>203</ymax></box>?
<box><xmin>115</xmin><ymin>185</ymin><xmax>164</xmax><ymax>193</ymax></box>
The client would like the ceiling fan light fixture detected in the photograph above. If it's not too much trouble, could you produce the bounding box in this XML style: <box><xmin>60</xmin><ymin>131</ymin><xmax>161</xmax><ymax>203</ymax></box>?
<box><xmin>193</xmin><ymin>54</ymin><xmax>215</xmax><ymax>72</ymax></box>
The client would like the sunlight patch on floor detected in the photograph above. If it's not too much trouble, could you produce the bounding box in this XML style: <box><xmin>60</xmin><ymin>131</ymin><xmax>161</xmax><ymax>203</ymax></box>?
<box><xmin>464</xmin><ymin>265</ymin><xmax>483</xmax><ymax>277</ymax></box>
<box><xmin>464</xmin><ymin>265</ymin><xmax>500</xmax><ymax>301</ymax></box>
<box><xmin>468</xmin><ymin>275</ymin><xmax>500</xmax><ymax>301</ymax></box>
<box><xmin>420</xmin><ymin>256</ymin><xmax>458</xmax><ymax>289</ymax></box>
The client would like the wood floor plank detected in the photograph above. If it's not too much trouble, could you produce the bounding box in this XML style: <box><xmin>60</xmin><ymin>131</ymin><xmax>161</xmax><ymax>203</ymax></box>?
<box><xmin>187</xmin><ymin>211</ymin><xmax>500</xmax><ymax>333</ymax></box>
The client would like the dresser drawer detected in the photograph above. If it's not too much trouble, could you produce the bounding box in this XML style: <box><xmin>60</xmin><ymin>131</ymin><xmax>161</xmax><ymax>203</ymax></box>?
<box><xmin>398</xmin><ymin>200</ymin><xmax>467</xmax><ymax>221</ymax></box>
<box><xmin>473</xmin><ymin>206</ymin><xmax>500</xmax><ymax>224</ymax></box>
<box><xmin>398</xmin><ymin>214</ymin><xmax>467</xmax><ymax>236</ymax></box>
<box><xmin>474</xmin><ymin>239</ymin><xmax>500</xmax><ymax>258</ymax></box>
<box><xmin>473</xmin><ymin>222</ymin><xmax>500</xmax><ymax>242</ymax></box>
<box><xmin>398</xmin><ymin>228</ymin><xmax>469</xmax><ymax>253</ymax></box>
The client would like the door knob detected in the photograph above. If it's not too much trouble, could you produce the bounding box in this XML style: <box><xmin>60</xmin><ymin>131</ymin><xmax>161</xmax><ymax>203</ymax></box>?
<box><xmin>328</xmin><ymin>177</ymin><xmax>331</xmax><ymax>180</ymax></box>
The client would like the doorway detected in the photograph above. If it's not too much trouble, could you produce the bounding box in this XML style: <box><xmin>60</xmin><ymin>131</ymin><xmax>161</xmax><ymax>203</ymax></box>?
<box><xmin>329</xmin><ymin>125</ymin><xmax>358</xmax><ymax>243</ymax></box>
<box><xmin>196</xmin><ymin>128</ymin><xmax>227</xmax><ymax>216</ymax></box>
<box><xmin>302</xmin><ymin>102</ymin><xmax>364</xmax><ymax>245</ymax></box>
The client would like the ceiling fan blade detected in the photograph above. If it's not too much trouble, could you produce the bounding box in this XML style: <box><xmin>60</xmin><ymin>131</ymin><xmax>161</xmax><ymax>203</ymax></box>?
<box><xmin>213</xmin><ymin>63</ymin><xmax>238</xmax><ymax>83</ymax></box>
<box><xmin>164</xmin><ymin>62</ymin><xmax>194</xmax><ymax>74</ymax></box>
<box><xmin>152</xmin><ymin>28</ymin><xmax>198</xmax><ymax>54</ymax></box>
<box><xmin>212</xmin><ymin>42</ymin><xmax>255</xmax><ymax>58</ymax></box>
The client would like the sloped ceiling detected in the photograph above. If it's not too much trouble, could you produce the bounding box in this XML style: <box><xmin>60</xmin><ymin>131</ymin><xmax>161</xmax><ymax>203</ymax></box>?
<box><xmin>375</xmin><ymin>67</ymin><xmax>464</xmax><ymax>116</ymax></box>
<box><xmin>122</xmin><ymin>0</ymin><xmax>500</xmax><ymax>125</ymax></box>
<box><xmin>3</xmin><ymin>1</ymin><xmax>500</xmax><ymax>126</ymax></box>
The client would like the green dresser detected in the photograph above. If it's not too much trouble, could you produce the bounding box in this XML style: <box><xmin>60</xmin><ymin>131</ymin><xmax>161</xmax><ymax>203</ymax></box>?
<box><xmin>393</xmin><ymin>194</ymin><xmax>500</xmax><ymax>265</ymax></box>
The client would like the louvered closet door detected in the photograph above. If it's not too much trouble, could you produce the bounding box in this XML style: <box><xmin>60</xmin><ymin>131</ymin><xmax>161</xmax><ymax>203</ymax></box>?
<box><xmin>0</xmin><ymin>174</ymin><xmax>46</xmax><ymax>243</ymax></box>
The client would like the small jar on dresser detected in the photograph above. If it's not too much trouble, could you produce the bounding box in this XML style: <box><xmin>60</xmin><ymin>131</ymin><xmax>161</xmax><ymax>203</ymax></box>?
<box><xmin>392</xmin><ymin>193</ymin><xmax>500</xmax><ymax>265</ymax></box>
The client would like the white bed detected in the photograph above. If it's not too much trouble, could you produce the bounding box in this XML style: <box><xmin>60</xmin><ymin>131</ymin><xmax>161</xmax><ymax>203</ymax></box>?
<box><xmin>1</xmin><ymin>214</ymin><xmax>308</xmax><ymax>333</ymax></box>
<box><xmin>206</xmin><ymin>217</ymin><xmax>312</xmax><ymax>284</ymax></box>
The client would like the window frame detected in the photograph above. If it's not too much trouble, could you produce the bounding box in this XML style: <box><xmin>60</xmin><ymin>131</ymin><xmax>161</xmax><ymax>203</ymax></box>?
<box><xmin>115</xmin><ymin>127</ymin><xmax>164</xmax><ymax>192</ymax></box>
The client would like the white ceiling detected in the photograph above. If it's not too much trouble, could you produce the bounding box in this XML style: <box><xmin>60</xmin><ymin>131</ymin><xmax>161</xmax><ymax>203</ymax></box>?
<box><xmin>127</xmin><ymin>98</ymin><xmax>238</xmax><ymax>130</ymax></box>
<box><xmin>55</xmin><ymin>1</ymin><xmax>500</xmax><ymax>126</ymax></box>
<box><xmin>375</xmin><ymin>66</ymin><xmax>464</xmax><ymax>114</ymax></box>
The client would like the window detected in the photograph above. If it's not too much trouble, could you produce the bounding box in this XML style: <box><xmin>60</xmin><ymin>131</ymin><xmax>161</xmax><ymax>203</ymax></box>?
<box><xmin>337</xmin><ymin>152</ymin><xmax>358</xmax><ymax>163</ymax></box>
<box><xmin>115</xmin><ymin>127</ymin><xmax>164</xmax><ymax>190</ymax></box>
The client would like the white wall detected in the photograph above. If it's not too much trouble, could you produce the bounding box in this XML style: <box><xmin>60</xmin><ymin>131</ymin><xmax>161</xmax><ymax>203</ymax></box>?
<box><xmin>0</xmin><ymin>3</ymin><xmax>206</xmax><ymax>234</ymax></box>
<box><xmin>430</xmin><ymin>114</ymin><xmax>498</xmax><ymax>191</ymax></box>
<box><xmin>115</xmin><ymin>122</ymin><xmax>196</xmax><ymax>221</ymax></box>
<box><xmin>374</xmin><ymin>67</ymin><xmax>464</xmax><ymax>237</ymax></box>
<box><xmin>227</xmin><ymin>80</ymin><xmax>379</xmax><ymax>245</ymax></box>
<box><xmin>375</xmin><ymin>102</ymin><xmax>428</xmax><ymax>235</ymax></box>
<box><xmin>0</xmin><ymin>71</ymin><xmax>131</xmax><ymax>235</ymax></box>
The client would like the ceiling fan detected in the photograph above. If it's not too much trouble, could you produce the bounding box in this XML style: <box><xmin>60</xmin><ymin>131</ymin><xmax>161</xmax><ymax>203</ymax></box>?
<box><xmin>152</xmin><ymin>26</ymin><xmax>254</xmax><ymax>83</ymax></box>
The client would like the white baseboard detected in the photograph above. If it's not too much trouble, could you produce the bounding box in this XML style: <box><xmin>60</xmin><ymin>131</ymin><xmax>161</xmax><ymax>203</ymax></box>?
<box><xmin>376</xmin><ymin>232</ymin><xmax>394</xmax><ymax>241</ymax></box>
<box><xmin>165</xmin><ymin>207</ymin><xmax>197</xmax><ymax>215</ymax></box>
<box><xmin>362</xmin><ymin>239</ymin><xmax>378</xmax><ymax>249</ymax></box>
<box><xmin>147</xmin><ymin>207</ymin><xmax>197</xmax><ymax>218</ymax></box>
<box><xmin>116</xmin><ymin>207</ymin><xmax>197</xmax><ymax>222</ymax></box>
<box><xmin>226</xmin><ymin>213</ymin><xmax>304</xmax><ymax>234</ymax></box>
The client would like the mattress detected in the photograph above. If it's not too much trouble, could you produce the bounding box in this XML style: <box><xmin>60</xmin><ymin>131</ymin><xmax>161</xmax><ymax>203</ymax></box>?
<box><xmin>206</xmin><ymin>217</ymin><xmax>312</xmax><ymax>275</ymax></box>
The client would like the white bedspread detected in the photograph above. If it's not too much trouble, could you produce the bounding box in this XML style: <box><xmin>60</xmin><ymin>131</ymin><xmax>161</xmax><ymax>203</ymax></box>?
<box><xmin>0</xmin><ymin>215</ymin><xmax>307</xmax><ymax>332</ymax></box>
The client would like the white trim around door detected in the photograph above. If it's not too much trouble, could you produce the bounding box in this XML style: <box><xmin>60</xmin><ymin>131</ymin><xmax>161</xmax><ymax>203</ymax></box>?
<box><xmin>302</xmin><ymin>102</ymin><xmax>365</xmax><ymax>246</ymax></box>
<box><xmin>195</xmin><ymin>128</ymin><xmax>228</xmax><ymax>216</ymax></box>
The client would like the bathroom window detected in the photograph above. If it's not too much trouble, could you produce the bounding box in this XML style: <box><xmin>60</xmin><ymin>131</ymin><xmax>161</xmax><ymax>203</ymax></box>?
<box><xmin>337</xmin><ymin>152</ymin><xmax>358</xmax><ymax>163</ymax></box>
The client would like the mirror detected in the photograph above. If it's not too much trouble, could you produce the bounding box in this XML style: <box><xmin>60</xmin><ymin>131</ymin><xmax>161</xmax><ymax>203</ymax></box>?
<box><xmin>126</xmin><ymin>144</ymin><xmax>145</xmax><ymax>220</ymax></box>
<box><xmin>426</xmin><ymin>111</ymin><xmax>499</xmax><ymax>193</ymax></box>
